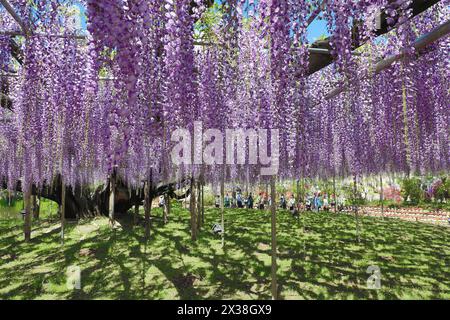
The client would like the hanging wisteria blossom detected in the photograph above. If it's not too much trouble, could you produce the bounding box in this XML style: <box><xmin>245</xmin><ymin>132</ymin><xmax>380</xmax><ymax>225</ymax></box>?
<box><xmin>0</xmin><ymin>0</ymin><xmax>447</xmax><ymax>206</ymax></box>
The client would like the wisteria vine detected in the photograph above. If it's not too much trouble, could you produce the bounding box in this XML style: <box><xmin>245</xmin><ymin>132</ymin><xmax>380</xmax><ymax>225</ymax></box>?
<box><xmin>0</xmin><ymin>0</ymin><xmax>448</xmax><ymax>193</ymax></box>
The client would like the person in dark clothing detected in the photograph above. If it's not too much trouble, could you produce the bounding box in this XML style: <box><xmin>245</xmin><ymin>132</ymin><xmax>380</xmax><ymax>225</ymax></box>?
<box><xmin>247</xmin><ymin>193</ymin><xmax>254</xmax><ymax>209</ymax></box>
<box><xmin>215</xmin><ymin>195</ymin><xmax>220</xmax><ymax>208</ymax></box>
<box><xmin>237</xmin><ymin>193</ymin><xmax>243</xmax><ymax>208</ymax></box>
<box><xmin>305</xmin><ymin>197</ymin><xmax>312</xmax><ymax>211</ymax></box>
<box><xmin>224</xmin><ymin>193</ymin><xmax>231</xmax><ymax>208</ymax></box>
<box><xmin>280</xmin><ymin>195</ymin><xmax>287</xmax><ymax>209</ymax></box>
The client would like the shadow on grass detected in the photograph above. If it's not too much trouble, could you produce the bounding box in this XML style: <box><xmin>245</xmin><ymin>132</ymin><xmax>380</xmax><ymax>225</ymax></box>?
<box><xmin>0</xmin><ymin>203</ymin><xmax>449</xmax><ymax>300</ymax></box>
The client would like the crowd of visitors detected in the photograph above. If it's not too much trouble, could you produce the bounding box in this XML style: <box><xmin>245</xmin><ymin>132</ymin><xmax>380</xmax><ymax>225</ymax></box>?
<box><xmin>214</xmin><ymin>190</ymin><xmax>350</xmax><ymax>216</ymax></box>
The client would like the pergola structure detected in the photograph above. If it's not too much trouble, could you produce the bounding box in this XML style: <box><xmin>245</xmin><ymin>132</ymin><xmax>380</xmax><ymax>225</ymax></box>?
<box><xmin>0</xmin><ymin>0</ymin><xmax>448</xmax><ymax>301</ymax></box>
<box><xmin>0</xmin><ymin>0</ymin><xmax>448</xmax><ymax>109</ymax></box>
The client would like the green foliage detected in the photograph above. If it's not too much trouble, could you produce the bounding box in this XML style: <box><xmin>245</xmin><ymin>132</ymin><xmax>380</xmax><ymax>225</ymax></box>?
<box><xmin>202</xmin><ymin>192</ymin><xmax>215</xmax><ymax>206</ymax></box>
<box><xmin>387</xmin><ymin>203</ymin><xmax>401</xmax><ymax>209</ymax></box>
<box><xmin>341</xmin><ymin>183</ymin><xmax>366</xmax><ymax>206</ymax></box>
<box><xmin>401</xmin><ymin>177</ymin><xmax>423</xmax><ymax>205</ymax></box>
<box><xmin>276</xmin><ymin>183</ymin><xmax>288</xmax><ymax>195</ymax></box>
<box><xmin>0</xmin><ymin>195</ymin><xmax>58</xmax><ymax>220</ymax></box>
<box><xmin>434</xmin><ymin>177</ymin><xmax>449</xmax><ymax>203</ymax></box>
<box><xmin>316</xmin><ymin>34</ymin><xmax>329</xmax><ymax>41</ymax></box>
<box><xmin>194</xmin><ymin>2</ymin><xmax>223</xmax><ymax>43</ymax></box>
<box><xmin>316</xmin><ymin>181</ymin><xmax>335</xmax><ymax>197</ymax></box>
<box><xmin>0</xmin><ymin>196</ymin><xmax>23</xmax><ymax>213</ymax></box>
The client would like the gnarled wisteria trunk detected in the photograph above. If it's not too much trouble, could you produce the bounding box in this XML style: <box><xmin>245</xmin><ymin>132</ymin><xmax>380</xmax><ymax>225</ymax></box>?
<box><xmin>1</xmin><ymin>175</ymin><xmax>190</xmax><ymax>220</ymax></box>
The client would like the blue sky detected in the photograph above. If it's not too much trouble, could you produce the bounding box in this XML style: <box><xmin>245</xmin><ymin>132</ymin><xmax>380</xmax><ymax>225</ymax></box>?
<box><xmin>307</xmin><ymin>15</ymin><xmax>330</xmax><ymax>42</ymax></box>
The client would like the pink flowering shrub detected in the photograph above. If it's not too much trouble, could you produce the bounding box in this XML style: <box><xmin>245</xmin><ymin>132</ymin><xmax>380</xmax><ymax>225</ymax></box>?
<box><xmin>384</xmin><ymin>186</ymin><xmax>402</xmax><ymax>203</ymax></box>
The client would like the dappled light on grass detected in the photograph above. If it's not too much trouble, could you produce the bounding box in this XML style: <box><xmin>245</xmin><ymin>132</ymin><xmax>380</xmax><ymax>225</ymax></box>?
<box><xmin>0</xmin><ymin>203</ymin><xmax>449</xmax><ymax>300</ymax></box>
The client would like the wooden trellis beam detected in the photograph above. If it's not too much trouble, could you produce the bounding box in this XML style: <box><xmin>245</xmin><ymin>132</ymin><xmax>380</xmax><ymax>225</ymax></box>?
<box><xmin>0</xmin><ymin>0</ymin><xmax>29</xmax><ymax>35</ymax></box>
<box><xmin>0</xmin><ymin>30</ymin><xmax>86</xmax><ymax>40</ymax></box>
<box><xmin>324</xmin><ymin>19</ymin><xmax>450</xmax><ymax>100</ymax></box>
<box><xmin>0</xmin><ymin>31</ymin><xmax>218</xmax><ymax>46</ymax></box>
<box><xmin>305</xmin><ymin>0</ymin><xmax>441</xmax><ymax>76</ymax></box>
<box><xmin>306</xmin><ymin>0</ymin><xmax>326</xmax><ymax>27</ymax></box>
<box><xmin>0</xmin><ymin>0</ymin><xmax>444</xmax><ymax>110</ymax></box>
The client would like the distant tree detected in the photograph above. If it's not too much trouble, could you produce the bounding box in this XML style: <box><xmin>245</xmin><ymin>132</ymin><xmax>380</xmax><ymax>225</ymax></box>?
<box><xmin>401</xmin><ymin>177</ymin><xmax>423</xmax><ymax>205</ymax></box>
<box><xmin>433</xmin><ymin>177</ymin><xmax>449</xmax><ymax>203</ymax></box>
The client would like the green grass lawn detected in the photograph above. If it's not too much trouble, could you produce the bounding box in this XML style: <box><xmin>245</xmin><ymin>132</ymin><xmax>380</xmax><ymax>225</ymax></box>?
<box><xmin>0</xmin><ymin>197</ymin><xmax>59</xmax><ymax>219</ymax></box>
<box><xmin>0</xmin><ymin>202</ymin><xmax>449</xmax><ymax>300</ymax></box>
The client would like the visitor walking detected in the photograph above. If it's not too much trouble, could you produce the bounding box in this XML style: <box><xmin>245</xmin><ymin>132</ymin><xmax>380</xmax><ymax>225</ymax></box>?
<box><xmin>288</xmin><ymin>194</ymin><xmax>296</xmax><ymax>211</ymax></box>
<box><xmin>215</xmin><ymin>195</ymin><xmax>221</xmax><ymax>208</ymax></box>
<box><xmin>330</xmin><ymin>194</ymin><xmax>336</xmax><ymax>210</ymax></box>
<box><xmin>305</xmin><ymin>197</ymin><xmax>312</xmax><ymax>211</ymax></box>
<box><xmin>258</xmin><ymin>193</ymin><xmax>264</xmax><ymax>210</ymax></box>
<box><xmin>224</xmin><ymin>193</ymin><xmax>231</xmax><ymax>208</ymax></box>
<box><xmin>159</xmin><ymin>195</ymin><xmax>165</xmax><ymax>208</ymax></box>
<box><xmin>315</xmin><ymin>193</ymin><xmax>322</xmax><ymax>212</ymax></box>
<box><xmin>237</xmin><ymin>193</ymin><xmax>243</xmax><ymax>208</ymax></box>
<box><xmin>280</xmin><ymin>195</ymin><xmax>287</xmax><ymax>209</ymax></box>
<box><xmin>247</xmin><ymin>193</ymin><xmax>254</xmax><ymax>209</ymax></box>
<box><xmin>323</xmin><ymin>195</ymin><xmax>329</xmax><ymax>211</ymax></box>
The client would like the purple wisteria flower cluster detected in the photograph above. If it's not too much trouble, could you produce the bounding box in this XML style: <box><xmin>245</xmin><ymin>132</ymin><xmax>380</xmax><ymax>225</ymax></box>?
<box><xmin>0</xmin><ymin>0</ymin><xmax>448</xmax><ymax>192</ymax></box>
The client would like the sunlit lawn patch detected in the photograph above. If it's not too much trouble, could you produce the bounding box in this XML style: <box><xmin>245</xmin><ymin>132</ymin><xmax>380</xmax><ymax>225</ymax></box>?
<box><xmin>0</xmin><ymin>202</ymin><xmax>448</xmax><ymax>300</ymax></box>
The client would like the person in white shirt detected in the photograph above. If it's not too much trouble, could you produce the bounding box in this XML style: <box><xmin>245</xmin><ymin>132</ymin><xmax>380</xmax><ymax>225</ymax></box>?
<box><xmin>159</xmin><ymin>195</ymin><xmax>165</xmax><ymax>208</ymax></box>
<box><xmin>323</xmin><ymin>196</ymin><xmax>329</xmax><ymax>211</ymax></box>
<box><xmin>288</xmin><ymin>195</ymin><xmax>296</xmax><ymax>211</ymax></box>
